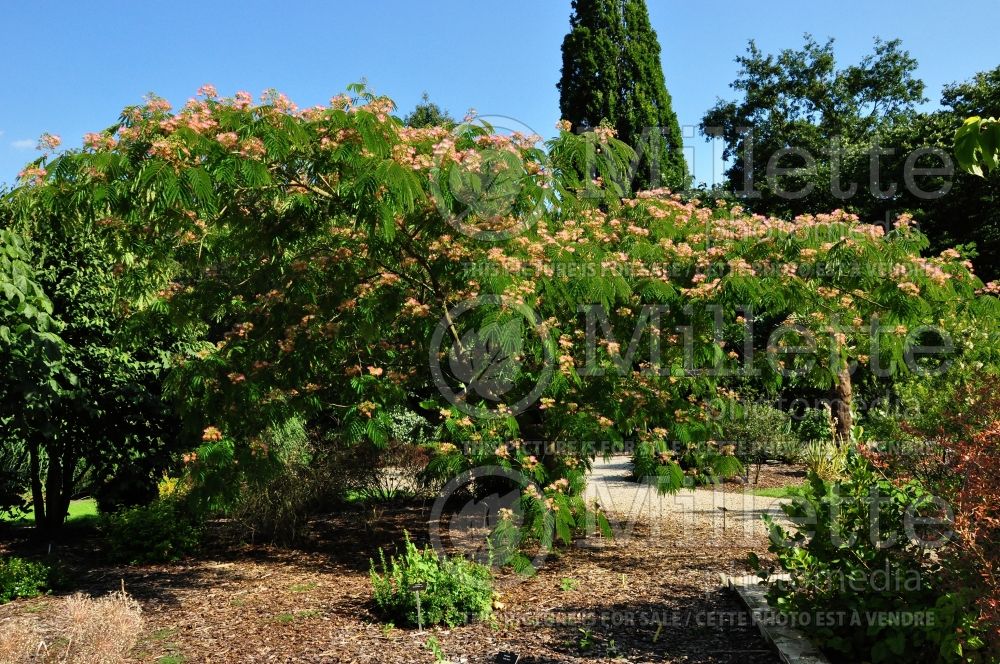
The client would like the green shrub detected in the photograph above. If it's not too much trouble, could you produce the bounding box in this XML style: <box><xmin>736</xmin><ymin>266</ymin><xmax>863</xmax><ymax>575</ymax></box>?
<box><xmin>724</xmin><ymin>402</ymin><xmax>799</xmax><ymax>470</ymax></box>
<box><xmin>0</xmin><ymin>556</ymin><xmax>50</xmax><ymax>603</ymax></box>
<box><xmin>370</xmin><ymin>534</ymin><xmax>493</xmax><ymax>628</ymax></box>
<box><xmin>221</xmin><ymin>418</ymin><xmax>420</xmax><ymax>542</ymax></box>
<box><xmin>757</xmin><ymin>451</ymin><xmax>983</xmax><ymax>663</ymax></box>
<box><xmin>794</xmin><ymin>406</ymin><xmax>835</xmax><ymax>444</ymax></box>
<box><xmin>0</xmin><ymin>439</ymin><xmax>30</xmax><ymax>517</ymax></box>
<box><xmin>102</xmin><ymin>499</ymin><xmax>201</xmax><ymax>564</ymax></box>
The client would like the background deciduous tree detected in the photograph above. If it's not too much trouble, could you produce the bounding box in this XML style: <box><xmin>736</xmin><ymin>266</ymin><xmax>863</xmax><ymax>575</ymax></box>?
<box><xmin>704</xmin><ymin>38</ymin><xmax>1000</xmax><ymax>281</ymax></box>
<box><xmin>700</xmin><ymin>35</ymin><xmax>926</xmax><ymax>220</ymax></box>
<box><xmin>0</xmin><ymin>225</ymin><xmax>65</xmax><ymax>522</ymax></box>
<box><xmin>1</xmin><ymin>193</ymin><xmax>184</xmax><ymax>532</ymax></box>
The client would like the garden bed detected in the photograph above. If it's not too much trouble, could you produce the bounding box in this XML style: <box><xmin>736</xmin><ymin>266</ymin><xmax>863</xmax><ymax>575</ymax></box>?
<box><xmin>1</xmin><ymin>501</ymin><xmax>778</xmax><ymax>663</ymax></box>
<box><xmin>718</xmin><ymin>464</ymin><xmax>807</xmax><ymax>493</ymax></box>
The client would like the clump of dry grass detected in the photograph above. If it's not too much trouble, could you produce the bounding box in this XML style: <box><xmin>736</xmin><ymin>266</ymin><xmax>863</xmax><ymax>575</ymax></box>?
<box><xmin>0</xmin><ymin>585</ymin><xmax>143</xmax><ymax>664</ymax></box>
<box><xmin>59</xmin><ymin>586</ymin><xmax>144</xmax><ymax>664</ymax></box>
<box><xmin>0</xmin><ymin>618</ymin><xmax>40</xmax><ymax>664</ymax></box>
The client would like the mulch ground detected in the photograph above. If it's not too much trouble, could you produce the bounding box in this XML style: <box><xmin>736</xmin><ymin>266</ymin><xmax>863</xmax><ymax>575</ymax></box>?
<box><xmin>0</xmin><ymin>484</ymin><xmax>791</xmax><ymax>663</ymax></box>
<box><xmin>716</xmin><ymin>462</ymin><xmax>807</xmax><ymax>492</ymax></box>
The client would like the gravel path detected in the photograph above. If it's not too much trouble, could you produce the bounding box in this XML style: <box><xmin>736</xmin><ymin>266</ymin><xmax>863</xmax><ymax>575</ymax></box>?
<box><xmin>585</xmin><ymin>458</ymin><xmax>792</xmax><ymax>548</ymax></box>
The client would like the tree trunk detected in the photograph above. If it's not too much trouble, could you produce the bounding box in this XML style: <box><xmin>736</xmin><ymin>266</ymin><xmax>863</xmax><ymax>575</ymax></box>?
<box><xmin>40</xmin><ymin>446</ymin><xmax>72</xmax><ymax>533</ymax></box>
<box><xmin>61</xmin><ymin>451</ymin><xmax>75</xmax><ymax>522</ymax></box>
<box><xmin>29</xmin><ymin>440</ymin><xmax>45</xmax><ymax>527</ymax></box>
<box><xmin>832</xmin><ymin>365</ymin><xmax>853</xmax><ymax>446</ymax></box>
<box><xmin>44</xmin><ymin>451</ymin><xmax>61</xmax><ymax>533</ymax></box>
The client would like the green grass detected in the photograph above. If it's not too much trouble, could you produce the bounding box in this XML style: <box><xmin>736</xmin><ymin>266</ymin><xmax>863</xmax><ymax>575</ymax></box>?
<box><xmin>275</xmin><ymin>609</ymin><xmax>322</xmax><ymax>624</ymax></box>
<box><xmin>0</xmin><ymin>498</ymin><xmax>99</xmax><ymax>526</ymax></box>
<box><xmin>750</xmin><ymin>485</ymin><xmax>808</xmax><ymax>498</ymax></box>
<box><xmin>144</xmin><ymin>626</ymin><xmax>183</xmax><ymax>663</ymax></box>
<box><xmin>342</xmin><ymin>487</ymin><xmax>415</xmax><ymax>504</ymax></box>
<box><xmin>157</xmin><ymin>655</ymin><xmax>185</xmax><ymax>664</ymax></box>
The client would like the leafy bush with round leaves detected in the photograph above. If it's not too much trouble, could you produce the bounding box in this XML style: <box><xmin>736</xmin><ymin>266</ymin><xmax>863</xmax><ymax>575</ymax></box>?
<box><xmin>794</xmin><ymin>407</ymin><xmax>835</xmax><ymax>444</ymax></box>
<box><xmin>757</xmin><ymin>451</ymin><xmax>983</xmax><ymax>663</ymax></box>
<box><xmin>0</xmin><ymin>556</ymin><xmax>50</xmax><ymax>604</ymax></box>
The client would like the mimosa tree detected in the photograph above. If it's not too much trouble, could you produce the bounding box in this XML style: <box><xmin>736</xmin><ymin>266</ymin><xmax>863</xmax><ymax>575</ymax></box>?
<box><xmin>6</xmin><ymin>85</ymin><xmax>997</xmax><ymax>541</ymax></box>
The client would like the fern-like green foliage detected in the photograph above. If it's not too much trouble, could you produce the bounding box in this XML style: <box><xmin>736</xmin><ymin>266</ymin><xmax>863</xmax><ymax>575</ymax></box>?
<box><xmin>630</xmin><ymin>441</ymin><xmax>684</xmax><ymax>493</ymax></box>
<box><xmin>370</xmin><ymin>533</ymin><xmax>493</xmax><ymax>628</ymax></box>
<box><xmin>631</xmin><ymin>439</ymin><xmax>745</xmax><ymax>491</ymax></box>
<box><xmin>5</xmin><ymin>84</ymin><xmax>998</xmax><ymax>550</ymax></box>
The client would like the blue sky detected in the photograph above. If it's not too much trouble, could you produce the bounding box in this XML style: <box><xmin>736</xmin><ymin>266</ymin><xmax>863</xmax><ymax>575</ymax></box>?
<box><xmin>1</xmin><ymin>0</ymin><xmax>998</xmax><ymax>188</ymax></box>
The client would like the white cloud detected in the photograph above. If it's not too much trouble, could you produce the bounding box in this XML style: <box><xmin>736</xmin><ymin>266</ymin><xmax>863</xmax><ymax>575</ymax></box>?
<box><xmin>11</xmin><ymin>139</ymin><xmax>34</xmax><ymax>150</ymax></box>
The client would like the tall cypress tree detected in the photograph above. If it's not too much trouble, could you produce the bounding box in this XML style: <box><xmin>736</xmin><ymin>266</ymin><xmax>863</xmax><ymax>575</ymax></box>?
<box><xmin>558</xmin><ymin>0</ymin><xmax>687</xmax><ymax>191</ymax></box>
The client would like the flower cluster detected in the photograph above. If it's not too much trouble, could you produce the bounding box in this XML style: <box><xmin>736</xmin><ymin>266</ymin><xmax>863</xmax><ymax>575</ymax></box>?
<box><xmin>37</xmin><ymin>132</ymin><xmax>61</xmax><ymax>151</ymax></box>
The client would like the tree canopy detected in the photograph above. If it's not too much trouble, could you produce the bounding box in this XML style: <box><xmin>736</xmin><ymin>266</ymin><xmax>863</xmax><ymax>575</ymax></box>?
<box><xmin>703</xmin><ymin>39</ymin><xmax>1000</xmax><ymax>281</ymax></box>
<box><xmin>3</xmin><ymin>86</ymin><xmax>995</xmax><ymax>532</ymax></box>
<box><xmin>1</xmin><ymin>190</ymin><xmax>184</xmax><ymax>530</ymax></box>
<box><xmin>0</xmin><ymin>227</ymin><xmax>65</xmax><ymax>521</ymax></box>
<box><xmin>701</xmin><ymin>35</ymin><xmax>926</xmax><ymax>219</ymax></box>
